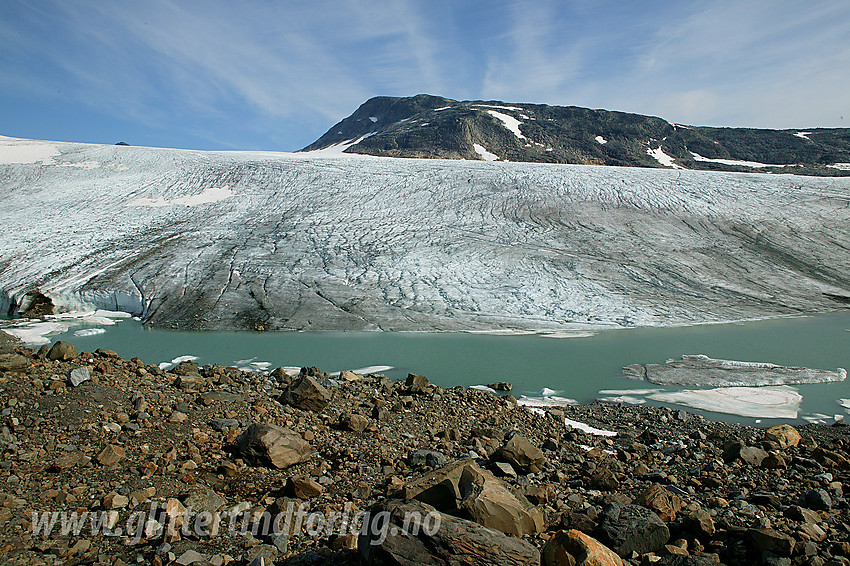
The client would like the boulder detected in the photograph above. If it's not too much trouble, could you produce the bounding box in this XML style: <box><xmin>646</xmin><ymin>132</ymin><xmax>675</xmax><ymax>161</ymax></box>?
<box><xmin>358</xmin><ymin>499</ymin><xmax>540</xmax><ymax>566</ymax></box>
<box><xmin>339</xmin><ymin>413</ymin><xmax>369</xmax><ymax>433</ymax></box>
<box><xmin>747</xmin><ymin>528</ymin><xmax>795</xmax><ymax>556</ymax></box>
<box><xmin>407</xmin><ymin>449</ymin><xmax>448</xmax><ymax>469</ymax></box>
<box><xmin>47</xmin><ymin>341</ymin><xmax>77</xmax><ymax>361</ymax></box>
<box><xmin>280</xmin><ymin>376</ymin><xmax>332</xmax><ymax>412</ymax></box>
<box><xmin>339</xmin><ymin>370</ymin><xmax>362</xmax><ymax>381</ymax></box>
<box><xmin>723</xmin><ymin>442</ymin><xmax>768</xmax><ymax>466</ymax></box>
<box><xmin>235</xmin><ymin>423</ymin><xmax>311</xmax><ymax>469</ymax></box>
<box><xmin>800</xmin><ymin>488</ymin><xmax>832</xmax><ymax>510</ymax></box>
<box><xmin>493</xmin><ymin>434</ymin><xmax>546</xmax><ymax>473</ymax></box>
<box><xmin>0</xmin><ymin>353</ymin><xmax>29</xmax><ymax>372</ymax></box>
<box><xmin>457</xmin><ymin>463</ymin><xmax>545</xmax><ymax>536</ymax></box>
<box><xmin>488</xmin><ymin>382</ymin><xmax>513</xmax><ymax>391</ymax></box>
<box><xmin>399</xmin><ymin>459</ymin><xmax>469</xmax><ymax>511</ymax></box>
<box><xmin>764</xmin><ymin>424</ymin><xmax>802</xmax><ymax>449</ymax></box>
<box><xmin>404</xmin><ymin>373</ymin><xmax>431</xmax><ymax>393</ymax></box>
<box><xmin>634</xmin><ymin>483</ymin><xmax>684</xmax><ymax>522</ymax></box>
<box><xmin>594</xmin><ymin>503</ymin><xmax>670</xmax><ymax>557</ymax></box>
<box><xmin>183</xmin><ymin>485</ymin><xmax>225</xmax><ymax>514</ymax></box>
<box><xmin>96</xmin><ymin>445</ymin><xmax>126</xmax><ymax>466</ymax></box>
<box><xmin>542</xmin><ymin>529</ymin><xmax>624</xmax><ymax>566</ymax></box>
<box><xmin>683</xmin><ymin>509</ymin><xmax>715</xmax><ymax>537</ymax></box>
<box><xmin>285</xmin><ymin>476</ymin><xmax>324</xmax><ymax>499</ymax></box>
<box><xmin>269</xmin><ymin>367</ymin><xmax>294</xmax><ymax>386</ymax></box>
<box><xmin>399</xmin><ymin>459</ymin><xmax>543</xmax><ymax>536</ymax></box>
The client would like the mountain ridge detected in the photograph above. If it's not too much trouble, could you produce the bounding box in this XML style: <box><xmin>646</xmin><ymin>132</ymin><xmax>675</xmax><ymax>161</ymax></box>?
<box><xmin>301</xmin><ymin>94</ymin><xmax>850</xmax><ymax>176</ymax></box>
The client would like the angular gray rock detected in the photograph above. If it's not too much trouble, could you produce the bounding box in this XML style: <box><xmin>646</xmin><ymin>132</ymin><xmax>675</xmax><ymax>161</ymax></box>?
<box><xmin>183</xmin><ymin>485</ymin><xmax>226</xmax><ymax>514</ymax></box>
<box><xmin>235</xmin><ymin>423</ymin><xmax>311</xmax><ymax>469</ymax></box>
<box><xmin>594</xmin><ymin>503</ymin><xmax>670</xmax><ymax>557</ymax></box>
<box><xmin>68</xmin><ymin>367</ymin><xmax>90</xmax><ymax>387</ymax></box>
<box><xmin>358</xmin><ymin>499</ymin><xmax>540</xmax><ymax>566</ymax></box>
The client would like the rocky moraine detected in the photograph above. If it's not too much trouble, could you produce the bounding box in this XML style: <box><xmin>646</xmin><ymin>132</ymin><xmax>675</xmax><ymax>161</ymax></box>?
<box><xmin>0</xmin><ymin>332</ymin><xmax>848</xmax><ymax>566</ymax></box>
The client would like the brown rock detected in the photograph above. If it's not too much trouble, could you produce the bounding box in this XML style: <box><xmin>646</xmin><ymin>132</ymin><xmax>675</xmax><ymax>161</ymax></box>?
<box><xmin>764</xmin><ymin>424</ymin><xmax>802</xmax><ymax>449</ymax></box>
<box><xmin>458</xmin><ymin>463</ymin><xmax>545</xmax><ymax>536</ymax></box>
<box><xmin>285</xmin><ymin>476</ymin><xmax>325</xmax><ymax>499</ymax></box>
<box><xmin>96</xmin><ymin>445</ymin><xmax>126</xmax><ymax>466</ymax></box>
<box><xmin>747</xmin><ymin>528</ymin><xmax>795</xmax><ymax>556</ymax></box>
<box><xmin>635</xmin><ymin>483</ymin><xmax>684</xmax><ymax>522</ymax></box>
<box><xmin>338</xmin><ymin>370</ymin><xmax>362</xmax><ymax>381</ymax></box>
<box><xmin>0</xmin><ymin>353</ymin><xmax>29</xmax><ymax>372</ymax></box>
<box><xmin>358</xmin><ymin>499</ymin><xmax>540</xmax><ymax>566</ymax></box>
<box><xmin>542</xmin><ymin>529</ymin><xmax>624</xmax><ymax>566</ymax></box>
<box><xmin>493</xmin><ymin>434</ymin><xmax>546</xmax><ymax>473</ymax></box>
<box><xmin>404</xmin><ymin>373</ymin><xmax>430</xmax><ymax>392</ymax></box>
<box><xmin>235</xmin><ymin>423</ymin><xmax>311</xmax><ymax>469</ymax></box>
<box><xmin>47</xmin><ymin>341</ymin><xmax>77</xmax><ymax>361</ymax></box>
<box><xmin>280</xmin><ymin>376</ymin><xmax>332</xmax><ymax>412</ymax></box>
<box><xmin>339</xmin><ymin>412</ymin><xmax>369</xmax><ymax>433</ymax></box>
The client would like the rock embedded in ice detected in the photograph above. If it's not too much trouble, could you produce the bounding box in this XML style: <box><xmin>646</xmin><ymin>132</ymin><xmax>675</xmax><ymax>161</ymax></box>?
<box><xmin>625</xmin><ymin>354</ymin><xmax>847</xmax><ymax>386</ymax></box>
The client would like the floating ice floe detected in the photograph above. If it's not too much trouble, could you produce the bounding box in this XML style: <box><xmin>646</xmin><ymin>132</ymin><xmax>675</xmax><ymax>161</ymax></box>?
<box><xmin>625</xmin><ymin>354</ymin><xmax>846</xmax><ymax>386</ymax></box>
<box><xmin>648</xmin><ymin>386</ymin><xmax>802</xmax><ymax>419</ymax></box>
<box><xmin>803</xmin><ymin>413</ymin><xmax>845</xmax><ymax>425</ymax></box>
<box><xmin>469</xmin><ymin>385</ymin><xmax>497</xmax><ymax>394</ymax></box>
<box><xmin>2</xmin><ymin>321</ymin><xmax>69</xmax><ymax>345</ymax></box>
<box><xmin>539</xmin><ymin>387</ymin><xmax>558</xmax><ymax>396</ymax></box>
<box><xmin>517</xmin><ymin>395</ymin><xmax>577</xmax><ymax>407</ymax></box>
<box><xmin>597</xmin><ymin>388</ymin><xmax>663</xmax><ymax>406</ymax></box>
<box><xmin>159</xmin><ymin>355</ymin><xmax>199</xmax><ymax>370</ymax></box>
<box><xmin>74</xmin><ymin>328</ymin><xmax>106</xmax><ymax>337</ymax></box>
<box><xmin>350</xmin><ymin>365</ymin><xmax>393</xmax><ymax>375</ymax></box>
<box><xmin>840</xmin><ymin>399</ymin><xmax>850</xmax><ymax>411</ymax></box>
<box><xmin>564</xmin><ymin>417</ymin><xmax>617</xmax><ymax>437</ymax></box>
<box><xmin>539</xmin><ymin>331</ymin><xmax>597</xmax><ymax>339</ymax></box>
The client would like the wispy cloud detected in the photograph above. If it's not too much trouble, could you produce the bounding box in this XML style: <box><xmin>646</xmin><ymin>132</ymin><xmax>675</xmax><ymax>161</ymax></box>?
<box><xmin>1</xmin><ymin>0</ymin><xmax>848</xmax><ymax>150</ymax></box>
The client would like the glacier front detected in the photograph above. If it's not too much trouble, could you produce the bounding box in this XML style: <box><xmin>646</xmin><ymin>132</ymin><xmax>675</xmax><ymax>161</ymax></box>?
<box><xmin>1</xmin><ymin>135</ymin><xmax>849</xmax><ymax>331</ymax></box>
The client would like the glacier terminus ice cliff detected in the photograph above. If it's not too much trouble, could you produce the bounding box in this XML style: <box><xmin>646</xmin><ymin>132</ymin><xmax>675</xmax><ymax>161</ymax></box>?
<box><xmin>1</xmin><ymin>134</ymin><xmax>849</xmax><ymax>331</ymax></box>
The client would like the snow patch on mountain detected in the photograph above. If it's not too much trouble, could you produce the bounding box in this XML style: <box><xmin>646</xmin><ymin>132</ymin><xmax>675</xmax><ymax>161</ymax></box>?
<box><xmin>473</xmin><ymin>143</ymin><xmax>499</xmax><ymax>161</ymax></box>
<box><xmin>595</xmin><ymin>136</ymin><xmax>607</xmax><ymax>145</ymax></box>
<box><xmin>485</xmin><ymin>110</ymin><xmax>528</xmax><ymax>141</ymax></box>
<box><xmin>647</xmin><ymin>146</ymin><xmax>685</xmax><ymax>169</ymax></box>
<box><xmin>689</xmin><ymin>151</ymin><xmax>772</xmax><ymax>169</ymax></box>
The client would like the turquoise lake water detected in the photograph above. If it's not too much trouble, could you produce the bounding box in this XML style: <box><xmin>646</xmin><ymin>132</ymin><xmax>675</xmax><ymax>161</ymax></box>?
<box><xmin>23</xmin><ymin>312</ymin><xmax>850</xmax><ymax>426</ymax></box>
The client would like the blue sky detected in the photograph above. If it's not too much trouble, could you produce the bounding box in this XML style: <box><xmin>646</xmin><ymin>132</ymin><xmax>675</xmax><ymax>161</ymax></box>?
<box><xmin>2</xmin><ymin>0</ymin><xmax>848</xmax><ymax>151</ymax></box>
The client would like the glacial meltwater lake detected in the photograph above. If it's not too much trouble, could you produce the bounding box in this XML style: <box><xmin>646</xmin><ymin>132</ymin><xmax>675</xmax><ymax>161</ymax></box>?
<box><xmin>12</xmin><ymin>312</ymin><xmax>850</xmax><ymax>426</ymax></box>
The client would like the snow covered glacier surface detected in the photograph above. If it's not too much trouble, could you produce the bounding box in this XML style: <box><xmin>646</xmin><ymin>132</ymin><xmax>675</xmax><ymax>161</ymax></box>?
<box><xmin>1</xmin><ymin>135</ymin><xmax>849</xmax><ymax>331</ymax></box>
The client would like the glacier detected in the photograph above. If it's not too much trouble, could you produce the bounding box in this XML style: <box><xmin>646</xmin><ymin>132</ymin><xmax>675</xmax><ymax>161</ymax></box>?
<box><xmin>1</xmin><ymin>135</ymin><xmax>849</xmax><ymax>331</ymax></box>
